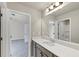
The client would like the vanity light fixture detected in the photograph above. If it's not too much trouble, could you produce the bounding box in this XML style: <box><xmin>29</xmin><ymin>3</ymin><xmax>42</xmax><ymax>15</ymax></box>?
<box><xmin>46</xmin><ymin>8</ymin><xmax>49</xmax><ymax>12</ymax></box>
<box><xmin>55</xmin><ymin>2</ymin><xmax>60</xmax><ymax>6</ymax></box>
<box><xmin>45</xmin><ymin>2</ymin><xmax>63</xmax><ymax>16</ymax></box>
<box><xmin>49</xmin><ymin>4</ymin><xmax>54</xmax><ymax>10</ymax></box>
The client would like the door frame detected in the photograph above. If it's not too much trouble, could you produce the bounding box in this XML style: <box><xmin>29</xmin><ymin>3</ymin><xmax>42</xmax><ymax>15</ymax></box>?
<box><xmin>7</xmin><ymin>9</ymin><xmax>31</xmax><ymax>57</ymax></box>
<box><xmin>56</xmin><ymin>18</ymin><xmax>71</xmax><ymax>42</ymax></box>
<box><xmin>1</xmin><ymin>2</ymin><xmax>9</xmax><ymax>57</ymax></box>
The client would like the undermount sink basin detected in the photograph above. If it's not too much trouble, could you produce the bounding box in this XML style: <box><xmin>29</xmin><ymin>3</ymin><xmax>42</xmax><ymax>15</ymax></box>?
<box><xmin>42</xmin><ymin>40</ymin><xmax>55</xmax><ymax>46</ymax></box>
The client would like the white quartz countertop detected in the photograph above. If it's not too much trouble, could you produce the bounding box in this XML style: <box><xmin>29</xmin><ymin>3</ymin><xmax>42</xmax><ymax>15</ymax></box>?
<box><xmin>32</xmin><ymin>37</ymin><xmax>79</xmax><ymax>57</ymax></box>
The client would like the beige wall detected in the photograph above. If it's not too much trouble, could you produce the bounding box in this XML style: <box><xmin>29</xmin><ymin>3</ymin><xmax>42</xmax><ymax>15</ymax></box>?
<box><xmin>56</xmin><ymin>8</ymin><xmax>79</xmax><ymax>43</ymax></box>
<box><xmin>7</xmin><ymin>2</ymin><xmax>42</xmax><ymax>37</ymax></box>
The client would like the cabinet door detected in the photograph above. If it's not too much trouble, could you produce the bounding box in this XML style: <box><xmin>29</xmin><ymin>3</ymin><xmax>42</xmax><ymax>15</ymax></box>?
<box><xmin>36</xmin><ymin>44</ymin><xmax>52</xmax><ymax>57</ymax></box>
<box><xmin>32</xmin><ymin>41</ymin><xmax>41</xmax><ymax>57</ymax></box>
<box><xmin>36</xmin><ymin>47</ymin><xmax>41</xmax><ymax>57</ymax></box>
<box><xmin>31</xmin><ymin>41</ymin><xmax>36</xmax><ymax>57</ymax></box>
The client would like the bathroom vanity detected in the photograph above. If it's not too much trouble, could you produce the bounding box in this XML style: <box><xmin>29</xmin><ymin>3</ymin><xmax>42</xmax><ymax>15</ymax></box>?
<box><xmin>32</xmin><ymin>40</ymin><xmax>57</xmax><ymax>57</ymax></box>
<box><xmin>31</xmin><ymin>37</ymin><xmax>79</xmax><ymax>57</ymax></box>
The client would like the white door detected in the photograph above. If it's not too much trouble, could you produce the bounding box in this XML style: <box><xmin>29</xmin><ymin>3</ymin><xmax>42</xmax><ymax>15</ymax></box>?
<box><xmin>9</xmin><ymin>10</ymin><xmax>31</xmax><ymax>57</ymax></box>
<box><xmin>24</xmin><ymin>24</ymin><xmax>29</xmax><ymax>43</ymax></box>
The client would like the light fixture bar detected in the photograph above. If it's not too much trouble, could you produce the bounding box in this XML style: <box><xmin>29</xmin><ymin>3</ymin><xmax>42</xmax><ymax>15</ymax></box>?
<box><xmin>45</xmin><ymin>2</ymin><xmax>70</xmax><ymax>16</ymax></box>
<box><xmin>55</xmin><ymin>2</ymin><xmax>60</xmax><ymax>6</ymax></box>
<box><xmin>49</xmin><ymin>4</ymin><xmax>54</xmax><ymax>10</ymax></box>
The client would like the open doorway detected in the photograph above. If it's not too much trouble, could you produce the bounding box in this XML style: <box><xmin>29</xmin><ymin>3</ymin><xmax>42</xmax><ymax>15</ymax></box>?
<box><xmin>8</xmin><ymin>10</ymin><xmax>31</xmax><ymax>57</ymax></box>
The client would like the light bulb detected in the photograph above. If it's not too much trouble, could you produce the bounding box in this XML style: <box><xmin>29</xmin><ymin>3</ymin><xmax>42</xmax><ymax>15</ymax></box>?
<box><xmin>55</xmin><ymin>2</ymin><xmax>60</xmax><ymax>6</ymax></box>
<box><xmin>49</xmin><ymin>5</ymin><xmax>53</xmax><ymax>10</ymax></box>
<box><xmin>46</xmin><ymin>8</ymin><xmax>49</xmax><ymax>12</ymax></box>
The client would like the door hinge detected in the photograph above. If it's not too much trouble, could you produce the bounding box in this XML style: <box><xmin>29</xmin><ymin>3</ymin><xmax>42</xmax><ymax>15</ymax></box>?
<box><xmin>0</xmin><ymin>13</ymin><xmax>2</xmax><ymax>17</ymax></box>
<box><xmin>0</xmin><ymin>37</ymin><xmax>2</xmax><ymax>40</ymax></box>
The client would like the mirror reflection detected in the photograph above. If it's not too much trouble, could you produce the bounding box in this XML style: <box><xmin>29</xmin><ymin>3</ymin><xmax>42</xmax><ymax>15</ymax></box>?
<box><xmin>58</xmin><ymin>19</ymin><xmax>70</xmax><ymax>41</ymax></box>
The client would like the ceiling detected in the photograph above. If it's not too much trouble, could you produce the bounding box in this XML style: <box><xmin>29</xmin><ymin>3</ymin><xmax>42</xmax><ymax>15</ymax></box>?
<box><xmin>19</xmin><ymin>2</ymin><xmax>53</xmax><ymax>11</ymax></box>
<box><xmin>8</xmin><ymin>2</ymin><xmax>79</xmax><ymax>16</ymax></box>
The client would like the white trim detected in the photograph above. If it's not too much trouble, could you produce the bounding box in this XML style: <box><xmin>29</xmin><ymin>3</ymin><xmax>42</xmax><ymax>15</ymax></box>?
<box><xmin>1</xmin><ymin>2</ymin><xmax>9</xmax><ymax>57</ymax></box>
<box><xmin>28</xmin><ymin>13</ymin><xmax>31</xmax><ymax>57</ymax></box>
<box><xmin>7</xmin><ymin>9</ymin><xmax>31</xmax><ymax>57</ymax></box>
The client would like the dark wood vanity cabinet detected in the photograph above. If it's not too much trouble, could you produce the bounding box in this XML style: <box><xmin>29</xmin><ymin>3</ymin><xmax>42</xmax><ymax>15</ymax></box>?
<box><xmin>31</xmin><ymin>40</ymin><xmax>58</xmax><ymax>57</ymax></box>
